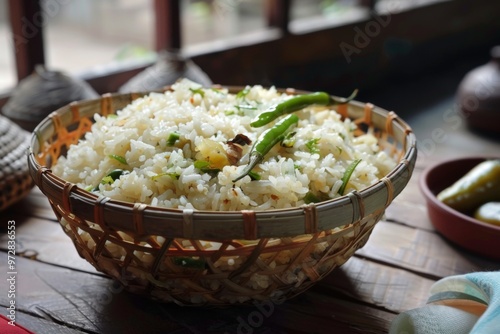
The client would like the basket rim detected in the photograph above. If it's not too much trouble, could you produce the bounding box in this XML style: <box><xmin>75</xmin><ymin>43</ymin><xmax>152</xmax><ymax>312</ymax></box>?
<box><xmin>27</xmin><ymin>87</ymin><xmax>417</xmax><ymax>239</ymax></box>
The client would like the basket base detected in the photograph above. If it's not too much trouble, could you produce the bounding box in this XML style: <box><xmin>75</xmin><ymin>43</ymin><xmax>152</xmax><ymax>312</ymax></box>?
<box><xmin>53</xmin><ymin>207</ymin><xmax>382</xmax><ymax>306</ymax></box>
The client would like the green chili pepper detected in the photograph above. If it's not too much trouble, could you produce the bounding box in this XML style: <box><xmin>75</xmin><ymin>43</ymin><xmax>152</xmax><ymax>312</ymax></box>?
<box><xmin>280</xmin><ymin>131</ymin><xmax>296</xmax><ymax>148</ymax></box>
<box><xmin>233</xmin><ymin>114</ymin><xmax>299</xmax><ymax>182</ymax></box>
<box><xmin>93</xmin><ymin>169</ymin><xmax>129</xmax><ymax>191</ymax></box>
<box><xmin>437</xmin><ymin>159</ymin><xmax>500</xmax><ymax>213</ymax></box>
<box><xmin>248</xmin><ymin>171</ymin><xmax>261</xmax><ymax>181</ymax></box>
<box><xmin>338</xmin><ymin>159</ymin><xmax>362</xmax><ymax>195</ymax></box>
<box><xmin>250</xmin><ymin>89</ymin><xmax>358</xmax><ymax>128</ymax></box>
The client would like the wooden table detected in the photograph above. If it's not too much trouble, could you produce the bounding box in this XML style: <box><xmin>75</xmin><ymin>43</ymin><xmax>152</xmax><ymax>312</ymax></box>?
<box><xmin>2</xmin><ymin>155</ymin><xmax>500</xmax><ymax>333</ymax></box>
<box><xmin>2</xmin><ymin>78</ymin><xmax>500</xmax><ymax>333</ymax></box>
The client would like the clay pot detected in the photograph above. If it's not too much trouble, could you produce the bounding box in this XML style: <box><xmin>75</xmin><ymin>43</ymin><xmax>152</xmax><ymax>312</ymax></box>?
<box><xmin>118</xmin><ymin>50</ymin><xmax>212</xmax><ymax>93</ymax></box>
<box><xmin>457</xmin><ymin>46</ymin><xmax>500</xmax><ymax>133</ymax></box>
<box><xmin>0</xmin><ymin>115</ymin><xmax>34</xmax><ymax>211</ymax></box>
<box><xmin>2</xmin><ymin>65</ymin><xmax>99</xmax><ymax>132</ymax></box>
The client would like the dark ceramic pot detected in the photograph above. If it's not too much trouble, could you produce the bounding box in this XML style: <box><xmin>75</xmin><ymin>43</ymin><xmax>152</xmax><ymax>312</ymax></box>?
<box><xmin>457</xmin><ymin>46</ymin><xmax>500</xmax><ymax>133</ymax></box>
<box><xmin>2</xmin><ymin>65</ymin><xmax>99</xmax><ymax>131</ymax></box>
<box><xmin>118</xmin><ymin>50</ymin><xmax>213</xmax><ymax>93</ymax></box>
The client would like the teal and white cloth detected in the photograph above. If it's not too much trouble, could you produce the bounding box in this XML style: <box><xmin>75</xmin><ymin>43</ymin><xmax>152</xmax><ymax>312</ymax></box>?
<box><xmin>390</xmin><ymin>271</ymin><xmax>500</xmax><ymax>334</ymax></box>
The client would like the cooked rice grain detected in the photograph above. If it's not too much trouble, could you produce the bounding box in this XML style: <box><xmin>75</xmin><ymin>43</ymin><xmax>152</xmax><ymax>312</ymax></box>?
<box><xmin>53</xmin><ymin>79</ymin><xmax>396</xmax><ymax>211</ymax></box>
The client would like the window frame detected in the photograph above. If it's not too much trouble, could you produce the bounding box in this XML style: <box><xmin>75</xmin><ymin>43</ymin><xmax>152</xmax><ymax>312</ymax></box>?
<box><xmin>1</xmin><ymin>0</ymin><xmax>500</xmax><ymax>108</ymax></box>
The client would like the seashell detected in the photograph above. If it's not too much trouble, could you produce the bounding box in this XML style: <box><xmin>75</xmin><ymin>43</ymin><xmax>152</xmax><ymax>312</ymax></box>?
<box><xmin>0</xmin><ymin>115</ymin><xmax>34</xmax><ymax>211</ymax></box>
<box><xmin>2</xmin><ymin>65</ymin><xmax>99</xmax><ymax>131</ymax></box>
<box><xmin>118</xmin><ymin>50</ymin><xmax>213</xmax><ymax>93</ymax></box>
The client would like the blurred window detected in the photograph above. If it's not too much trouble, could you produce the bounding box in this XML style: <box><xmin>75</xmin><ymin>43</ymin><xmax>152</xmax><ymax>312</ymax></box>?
<box><xmin>0</xmin><ymin>0</ymin><xmax>468</xmax><ymax>93</ymax></box>
<box><xmin>289</xmin><ymin>0</ymin><xmax>368</xmax><ymax>33</ymax></box>
<box><xmin>291</xmin><ymin>0</ymin><xmax>363</xmax><ymax>21</ymax></box>
<box><xmin>0</xmin><ymin>0</ymin><xmax>17</xmax><ymax>92</ymax></box>
<box><xmin>44</xmin><ymin>0</ymin><xmax>156</xmax><ymax>76</ymax></box>
<box><xmin>181</xmin><ymin>0</ymin><xmax>266</xmax><ymax>46</ymax></box>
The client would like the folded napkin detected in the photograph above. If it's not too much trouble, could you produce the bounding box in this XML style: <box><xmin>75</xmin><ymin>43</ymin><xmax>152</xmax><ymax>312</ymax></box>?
<box><xmin>390</xmin><ymin>271</ymin><xmax>500</xmax><ymax>334</ymax></box>
<box><xmin>0</xmin><ymin>315</ymin><xmax>34</xmax><ymax>334</ymax></box>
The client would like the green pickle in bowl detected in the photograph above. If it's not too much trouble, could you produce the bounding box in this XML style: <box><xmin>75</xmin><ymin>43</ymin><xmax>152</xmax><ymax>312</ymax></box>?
<box><xmin>474</xmin><ymin>202</ymin><xmax>500</xmax><ymax>226</ymax></box>
<box><xmin>437</xmin><ymin>159</ymin><xmax>500</xmax><ymax>224</ymax></box>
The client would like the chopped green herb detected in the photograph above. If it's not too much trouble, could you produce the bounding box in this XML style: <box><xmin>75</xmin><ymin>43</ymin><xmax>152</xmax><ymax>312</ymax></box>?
<box><xmin>235</xmin><ymin>104</ymin><xmax>257</xmax><ymax>111</ymax></box>
<box><xmin>107</xmin><ymin>169</ymin><xmax>128</xmax><ymax>180</ymax></box>
<box><xmin>172</xmin><ymin>257</ymin><xmax>206</xmax><ymax>269</ymax></box>
<box><xmin>93</xmin><ymin>169</ymin><xmax>129</xmax><ymax>191</ymax></box>
<box><xmin>338</xmin><ymin>159</ymin><xmax>362</xmax><ymax>195</ymax></box>
<box><xmin>194</xmin><ymin>160</ymin><xmax>220</xmax><ymax>175</ymax></box>
<box><xmin>210</xmin><ymin>87</ymin><xmax>225</xmax><ymax>94</ymax></box>
<box><xmin>152</xmin><ymin>172</ymin><xmax>180</xmax><ymax>180</ymax></box>
<box><xmin>337</xmin><ymin>146</ymin><xmax>343</xmax><ymax>155</ymax></box>
<box><xmin>167</xmin><ymin>132</ymin><xmax>180</xmax><ymax>146</ymax></box>
<box><xmin>101</xmin><ymin>175</ymin><xmax>114</xmax><ymax>185</ymax></box>
<box><xmin>189</xmin><ymin>88</ymin><xmax>205</xmax><ymax>97</ymax></box>
<box><xmin>224</xmin><ymin>110</ymin><xmax>236</xmax><ymax>116</ymax></box>
<box><xmin>304</xmin><ymin>191</ymin><xmax>330</xmax><ymax>203</ymax></box>
<box><xmin>85</xmin><ymin>185</ymin><xmax>93</xmax><ymax>192</ymax></box>
<box><xmin>194</xmin><ymin>160</ymin><xmax>210</xmax><ymax>169</ymax></box>
<box><xmin>109</xmin><ymin>154</ymin><xmax>128</xmax><ymax>165</ymax></box>
<box><xmin>236</xmin><ymin>87</ymin><xmax>250</xmax><ymax>99</ymax></box>
<box><xmin>304</xmin><ymin>192</ymin><xmax>321</xmax><ymax>204</ymax></box>
<box><xmin>306</xmin><ymin>138</ymin><xmax>320</xmax><ymax>154</ymax></box>
<box><xmin>107</xmin><ymin>114</ymin><xmax>118</xmax><ymax>119</ymax></box>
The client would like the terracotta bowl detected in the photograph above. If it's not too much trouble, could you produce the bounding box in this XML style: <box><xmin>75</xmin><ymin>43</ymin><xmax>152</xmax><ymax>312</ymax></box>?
<box><xmin>419</xmin><ymin>157</ymin><xmax>500</xmax><ymax>260</ymax></box>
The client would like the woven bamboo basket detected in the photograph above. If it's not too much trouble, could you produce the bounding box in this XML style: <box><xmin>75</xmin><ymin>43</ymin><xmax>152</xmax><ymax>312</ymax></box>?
<box><xmin>0</xmin><ymin>115</ymin><xmax>34</xmax><ymax>211</ymax></box>
<box><xmin>27</xmin><ymin>87</ymin><xmax>417</xmax><ymax>306</ymax></box>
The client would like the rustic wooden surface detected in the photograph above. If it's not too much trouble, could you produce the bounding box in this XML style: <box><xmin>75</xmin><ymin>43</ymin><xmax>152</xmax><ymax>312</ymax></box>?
<box><xmin>2</xmin><ymin>73</ymin><xmax>500</xmax><ymax>333</ymax></box>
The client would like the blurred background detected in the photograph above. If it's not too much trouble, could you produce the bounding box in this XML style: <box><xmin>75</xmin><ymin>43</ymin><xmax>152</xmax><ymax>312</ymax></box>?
<box><xmin>1</xmin><ymin>0</ymin><xmax>500</xmax><ymax>121</ymax></box>
<box><xmin>0</xmin><ymin>0</ymin><xmax>376</xmax><ymax>92</ymax></box>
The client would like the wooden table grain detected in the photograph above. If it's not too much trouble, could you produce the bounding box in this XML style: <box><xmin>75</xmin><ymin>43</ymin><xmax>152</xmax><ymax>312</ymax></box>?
<box><xmin>2</xmin><ymin>69</ymin><xmax>500</xmax><ymax>333</ymax></box>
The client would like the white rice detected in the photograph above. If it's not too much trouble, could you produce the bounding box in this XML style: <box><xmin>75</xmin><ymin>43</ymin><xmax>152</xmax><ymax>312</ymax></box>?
<box><xmin>53</xmin><ymin>78</ymin><xmax>396</xmax><ymax>211</ymax></box>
